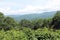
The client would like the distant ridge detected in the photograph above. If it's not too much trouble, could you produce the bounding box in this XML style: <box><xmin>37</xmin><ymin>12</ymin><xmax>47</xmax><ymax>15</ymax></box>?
<box><xmin>6</xmin><ymin>11</ymin><xmax>56</xmax><ymax>21</ymax></box>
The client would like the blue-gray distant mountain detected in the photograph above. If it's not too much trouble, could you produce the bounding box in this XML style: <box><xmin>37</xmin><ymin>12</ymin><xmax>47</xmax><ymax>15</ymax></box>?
<box><xmin>6</xmin><ymin>11</ymin><xmax>56</xmax><ymax>21</ymax></box>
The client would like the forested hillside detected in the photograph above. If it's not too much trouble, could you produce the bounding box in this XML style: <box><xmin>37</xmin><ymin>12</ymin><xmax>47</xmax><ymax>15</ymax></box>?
<box><xmin>0</xmin><ymin>11</ymin><xmax>60</xmax><ymax>40</ymax></box>
<box><xmin>7</xmin><ymin>11</ymin><xmax>56</xmax><ymax>21</ymax></box>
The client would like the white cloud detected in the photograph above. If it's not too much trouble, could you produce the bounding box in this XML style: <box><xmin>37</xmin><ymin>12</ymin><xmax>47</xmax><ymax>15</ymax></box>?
<box><xmin>18</xmin><ymin>5</ymin><xmax>43</xmax><ymax>13</ymax></box>
<box><xmin>0</xmin><ymin>7</ymin><xmax>10</xmax><ymax>14</ymax></box>
<box><xmin>0</xmin><ymin>0</ymin><xmax>60</xmax><ymax>15</ymax></box>
<box><xmin>45</xmin><ymin>0</ymin><xmax>60</xmax><ymax>11</ymax></box>
<box><xmin>0</xmin><ymin>2</ymin><xmax>20</xmax><ymax>6</ymax></box>
<box><xmin>17</xmin><ymin>0</ymin><xmax>60</xmax><ymax>14</ymax></box>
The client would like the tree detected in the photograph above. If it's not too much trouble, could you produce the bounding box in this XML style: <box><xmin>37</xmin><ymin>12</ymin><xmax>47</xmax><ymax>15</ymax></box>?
<box><xmin>50</xmin><ymin>11</ymin><xmax>60</xmax><ymax>29</ymax></box>
<box><xmin>0</xmin><ymin>12</ymin><xmax>4</xmax><ymax>18</ymax></box>
<box><xmin>43</xmin><ymin>18</ymin><xmax>52</xmax><ymax>28</ymax></box>
<box><xmin>3</xmin><ymin>17</ymin><xmax>17</xmax><ymax>30</ymax></box>
<box><xmin>0</xmin><ymin>12</ymin><xmax>5</xmax><ymax>24</ymax></box>
<box><xmin>19</xmin><ymin>19</ymin><xmax>33</xmax><ymax>29</ymax></box>
<box><xmin>33</xmin><ymin>19</ymin><xmax>44</xmax><ymax>30</ymax></box>
<box><xmin>0</xmin><ymin>12</ymin><xmax>5</xmax><ymax>30</ymax></box>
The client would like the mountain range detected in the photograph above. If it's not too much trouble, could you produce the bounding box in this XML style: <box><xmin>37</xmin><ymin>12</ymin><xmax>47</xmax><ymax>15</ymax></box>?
<box><xmin>6</xmin><ymin>11</ymin><xmax>56</xmax><ymax>21</ymax></box>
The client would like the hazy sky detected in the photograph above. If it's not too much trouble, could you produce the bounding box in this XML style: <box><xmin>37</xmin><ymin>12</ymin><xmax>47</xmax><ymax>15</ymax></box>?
<box><xmin>0</xmin><ymin>0</ymin><xmax>60</xmax><ymax>15</ymax></box>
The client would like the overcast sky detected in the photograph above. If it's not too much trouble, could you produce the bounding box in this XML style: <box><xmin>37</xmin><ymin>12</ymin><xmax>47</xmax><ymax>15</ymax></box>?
<box><xmin>0</xmin><ymin>0</ymin><xmax>60</xmax><ymax>15</ymax></box>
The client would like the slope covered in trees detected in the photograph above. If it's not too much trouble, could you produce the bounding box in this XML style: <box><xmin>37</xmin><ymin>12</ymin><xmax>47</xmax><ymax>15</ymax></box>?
<box><xmin>0</xmin><ymin>11</ymin><xmax>60</xmax><ymax>40</ymax></box>
<box><xmin>7</xmin><ymin>11</ymin><xmax>56</xmax><ymax>21</ymax></box>
<box><xmin>51</xmin><ymin>11</ymin><xmax>60</xmax><ymax>29</ymax></box>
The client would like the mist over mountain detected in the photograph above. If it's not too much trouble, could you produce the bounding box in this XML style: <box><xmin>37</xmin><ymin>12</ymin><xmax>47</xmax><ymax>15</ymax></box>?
<box><xmin>6</xmin><ymin>11</ymin><xmax>56</xmax><ymax>21</ymax></box>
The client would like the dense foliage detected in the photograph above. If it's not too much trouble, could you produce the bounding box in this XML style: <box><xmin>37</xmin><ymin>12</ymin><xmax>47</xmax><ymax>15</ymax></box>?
<box><xmin>51</xmin><ymin>11</ymin><xmax>60</xmax><ymax>29</ymax></box>
<box><xmin>0</xmin><ymin>11</ymin><xmax>60</xmax><ymax>40</ymax></box>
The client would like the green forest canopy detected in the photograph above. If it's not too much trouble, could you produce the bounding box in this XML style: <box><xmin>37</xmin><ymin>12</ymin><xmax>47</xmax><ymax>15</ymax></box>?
<box><xmin>0</xmin><ymin>11</ymin><xmax>60</xmax><ymax>40</ymax></box>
